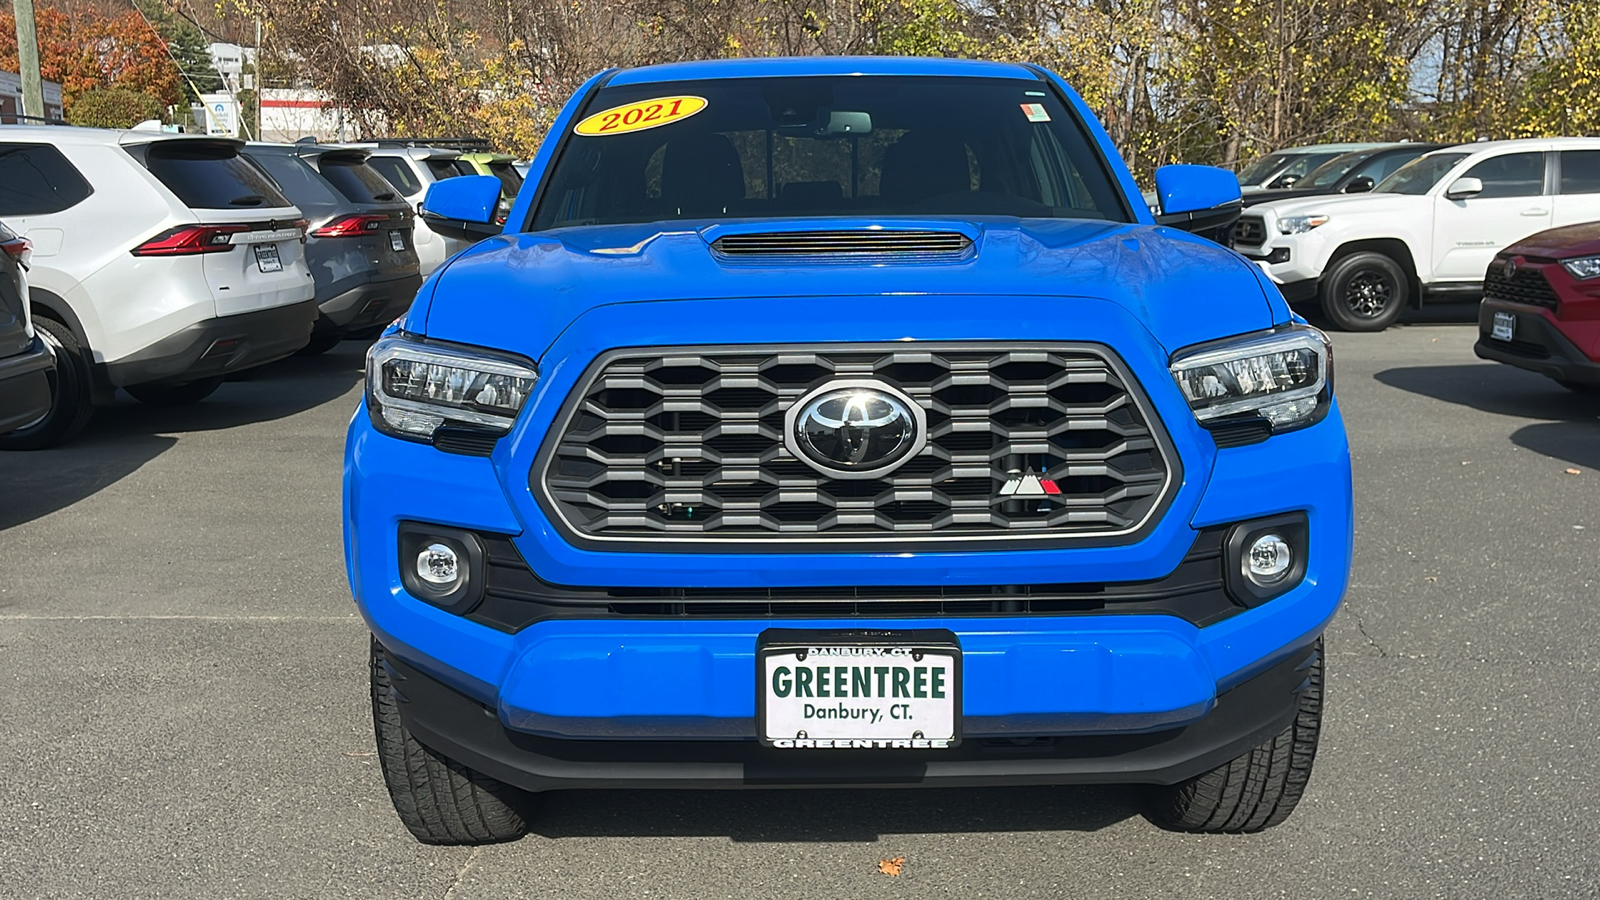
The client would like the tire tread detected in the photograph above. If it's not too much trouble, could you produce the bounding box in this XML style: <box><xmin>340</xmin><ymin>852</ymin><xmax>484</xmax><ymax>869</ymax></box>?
<box><xmin>1146</xmin><ymin>639</ymin><xmax>1323</xmax><ymax>834</ymax></box>
<box><xmin>370</xmin><ymin>638</ymin><xmax>531</xmax><ymax>845</ymax></box>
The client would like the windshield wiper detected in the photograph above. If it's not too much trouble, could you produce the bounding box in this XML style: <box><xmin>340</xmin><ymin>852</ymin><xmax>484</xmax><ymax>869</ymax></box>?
<box><xmin>229</xmin><ymin>194</ymin><xmax>267</xmax><ymax>206</ymax></box>
<box><xmin>373</xmin><ymin>191</ymin><xmax>398</xmax><ymax>202</ymax></box>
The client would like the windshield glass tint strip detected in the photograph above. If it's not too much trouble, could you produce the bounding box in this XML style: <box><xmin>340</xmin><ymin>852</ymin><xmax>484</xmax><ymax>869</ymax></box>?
<box><xmin>529</xmin><ymin>76</ymin><xmax>1132</xmax><ymax>230</ymax></box>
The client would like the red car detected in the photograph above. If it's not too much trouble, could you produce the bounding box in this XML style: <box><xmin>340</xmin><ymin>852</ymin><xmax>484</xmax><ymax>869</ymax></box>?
<box><xmin>1476</xmin><ymin>221</ymin><xmax>1600</xmax><ymax>390</ymax></box>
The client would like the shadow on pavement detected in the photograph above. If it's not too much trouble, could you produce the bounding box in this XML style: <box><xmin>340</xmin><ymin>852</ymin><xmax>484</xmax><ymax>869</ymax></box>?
<box><xmin>0</xmin><ymin>343</ymin><xmax>365</xmax><ymax>531</ymax></box>
<box><xmin>1375</xmin><ymin>363</ymin><xmax>1600</xmax><ymax>471</ymax></box>
<box><xmin>88</xmin><ymin>342</ymin><xmax>366</xmax><ymax>438</ymax></box>
<box><xmin>531</xmin><ymin>784</ymin><xmax>1141</xmax><ymax>842</ymax></box>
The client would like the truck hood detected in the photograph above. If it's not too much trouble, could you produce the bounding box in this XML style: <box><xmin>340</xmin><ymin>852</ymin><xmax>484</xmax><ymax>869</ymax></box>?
<box><xmin>414</xmin><ymin>218</ymin><xmax>1283</xmax><ymax>358</ymax></box>
<box><xmin>1506</xmin><ymin>221</ymin><xmax>1600</xmax><ymax>260</ymax></box>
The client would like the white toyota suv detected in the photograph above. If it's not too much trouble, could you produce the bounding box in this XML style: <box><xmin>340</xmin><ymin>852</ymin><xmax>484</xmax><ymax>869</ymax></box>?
<box><xmin>1233</xmin><ymin>138</ymin><xmax>1600</xmax><ymax>330</ymax></box>
<box><xmin>0</xmin><ymin>127</ymin><xmax>317</xmax><ymax>449</ymax></box>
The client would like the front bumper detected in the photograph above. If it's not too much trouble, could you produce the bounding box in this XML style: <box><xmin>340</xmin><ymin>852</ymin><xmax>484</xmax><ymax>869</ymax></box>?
<box><xmin>103</xmin><ymin>299</ymin><xmax>317</xmax><ymax>388</ymax></box>
<box><xmin>346</xmin><ymin>404</ymin><xmax>1351</xmax><ymax>764</ymax></box>
<box><xmin>1474</xmin><ymin>300</ymin><xmax>1600</xmax><ymax>385</ymax></box>
<box><xmin>379</xmin><ymin>637</ymin><xmax>1319</xmax><ymax>790</ymax></box>
<box><xmin>0</xmin><ymin>334</ymin><xmax>53</xmax><ymax>434</ymax></box>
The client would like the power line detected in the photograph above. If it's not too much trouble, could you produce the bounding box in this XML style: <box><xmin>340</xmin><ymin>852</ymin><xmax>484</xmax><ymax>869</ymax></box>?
<box><xmin>124</xmin><ymin>0</ymin><xmax>255</xmax><ymax>138</ymax></box>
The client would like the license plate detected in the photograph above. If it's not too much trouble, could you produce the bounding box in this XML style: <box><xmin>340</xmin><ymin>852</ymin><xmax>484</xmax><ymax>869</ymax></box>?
<box><xmin>254</xmin><ymin>242</ymin><xmax>282</xmax><ymax>273</ymax></box>
<box><xmin>389</xmin><ymin>230</ymin><xmax>406</xmax><ymax>252</ymax></box>
<box><xmin>1492</xmin><ymin>311</ymin><xmax>1515</xmax><ymax>342</ymax></box>
<box><xmin>758</xmin><ymin>629</ymin><xmax>961</xmax><ymax>749</ymax></box>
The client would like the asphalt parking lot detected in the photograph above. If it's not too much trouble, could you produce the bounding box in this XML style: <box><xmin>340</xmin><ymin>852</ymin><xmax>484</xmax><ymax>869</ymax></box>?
<box><xmin>2</xmin><ymin>318</ymin><xmax>1598</xmax><ymax>899</ymax></box>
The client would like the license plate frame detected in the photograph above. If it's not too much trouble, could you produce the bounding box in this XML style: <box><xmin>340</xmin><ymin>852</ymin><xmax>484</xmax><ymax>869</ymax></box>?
<box><xmin>254</xmin><ymin>242</ymin><xmax>282</xmax><ymax>273</ymax></box>
<box><xmin>389</xmin><ymin>230</ymin><xmax>406</xmax><ymax>252</ymax></box>
<box><xmin>756</xmin><ymin>628</ymin><xmax>962</xmax><ymax>749</ymax></box>
<box><xmin>1492</xmin><ymin>311</ymin><xmax>1516</xmax><ymax>342</ymax></box>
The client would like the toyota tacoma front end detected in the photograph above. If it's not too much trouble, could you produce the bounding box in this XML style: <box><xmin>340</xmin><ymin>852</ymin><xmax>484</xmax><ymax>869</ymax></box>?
<box><xmin>343</xmin><ymin>57</ymin><xmax>1352</xmax><ymax>844</ymax></box>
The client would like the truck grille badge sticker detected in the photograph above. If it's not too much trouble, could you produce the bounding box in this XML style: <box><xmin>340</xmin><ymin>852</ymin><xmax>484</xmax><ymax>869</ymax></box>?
<box><xmin>999</xmin><ymin>470</ymin><xmax>1062</xmax><ymax>497</ymax></box>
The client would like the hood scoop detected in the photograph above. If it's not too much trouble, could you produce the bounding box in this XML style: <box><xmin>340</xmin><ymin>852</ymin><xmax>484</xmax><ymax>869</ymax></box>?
<box><xmin>710</xmin><ymin>229</ymin><xmax>974</xmax><ymax>260</ymax></box>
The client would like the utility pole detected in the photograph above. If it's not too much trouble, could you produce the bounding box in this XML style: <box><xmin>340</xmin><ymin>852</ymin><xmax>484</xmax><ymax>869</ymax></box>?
<box><xmin>12</xmin><ymin>0</ymin><xmax>45</xmax><ymax>121</ymax></box>
<box><xmin>254</xmin><ymin>18</ymin><xmax>262</xmax><ymax>141</ymax></box>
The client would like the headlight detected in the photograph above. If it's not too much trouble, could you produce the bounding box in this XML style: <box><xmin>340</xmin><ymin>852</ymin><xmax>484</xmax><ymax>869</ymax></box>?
<box><xmin>366</xmin><ymin>334</ymin><xmax>539</xmax><ymax>442</ymax></box>
<box><xmin>1277</xmin><ymin>215</ymin><xmax>1329</xmax><ymax>235</ymax></box>
<box><xmin>1169</xmin><ymin>324</ymin><xmax>1331</xmax><ymax>431</ymax></box>
<box><xmin>1562</xmin><ymin>256</ymin><xmax>1600</xmax><ymax>281</ymax></box>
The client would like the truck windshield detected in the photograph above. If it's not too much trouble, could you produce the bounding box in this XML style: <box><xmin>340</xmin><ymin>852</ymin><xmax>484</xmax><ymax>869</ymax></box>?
<box><xmin>530</xmin><ymin>75</ymin><xmax>1131</xmax><ymax>230</ymax></box>
<box><xmin>1301</xmin><ymin>152</ymin><xmax>1371</xmax><ymax>188</ymax></box>
<box><xmin>1376</xmin><ymin>153</ymin><xmax>1470</xmax><ymax>195</ymax></box>
<box><xmin>1236</xmin><ymin>152</ymin><xmax>1300</xmax><ymax>186</ymax></box>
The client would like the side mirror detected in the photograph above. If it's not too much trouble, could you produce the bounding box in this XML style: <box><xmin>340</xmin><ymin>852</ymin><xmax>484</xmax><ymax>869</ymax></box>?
<box><xmin>1343</xmin><ymin>176</ymin><xmax>1376</xmax><ymax>194</ymax></box>
<box><xmin>419</xmin><ymin>175</ymin><xmax>504</xmax><ymax>242</ymax></box>
<box><xmin>1445</xmin><ymin>176</ymin><xmax>1484</xmax><ymax>201</ymax></box>
<box><xmin>1271</xmin><ymin>174</ymin><xmax>1300</xmax><ymax>189</ymax></box>
<box><xmin>1153</xmin><ymin>164</ymin><xmax>1243</xmax><ymax>235</ymax></box>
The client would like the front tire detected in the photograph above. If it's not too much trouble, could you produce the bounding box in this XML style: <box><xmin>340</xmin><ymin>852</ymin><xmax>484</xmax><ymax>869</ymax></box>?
<box><xmin>1319</xmin><ymin>252</ymin><xmax>1408</xmax><ymax>331</ymax></box>
<box><xmin>125</xmin><ymin>376</ymin><xmax>224</xmax><ymax>406</ymax></box>
<box><xmin>0</xmin><ymin>316</ymin><xmax>94</xmax><ymax>450</ymax></box>
<box><xmin>1146</xmin><ymin>639</ymin><xmax>1323</xmax><ymax>834</ymax></box>
<box><xmin>370</xmin><ymin>638</ymin><xmax>533</xmax><ymax>845</ymax></box>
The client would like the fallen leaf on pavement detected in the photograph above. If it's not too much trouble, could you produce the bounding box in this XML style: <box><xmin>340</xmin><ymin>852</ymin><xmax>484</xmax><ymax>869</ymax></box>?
<box><xmin>878</xmin><ymin>856</ymin><xmax>905</xmax><ymax>877</ymax></box>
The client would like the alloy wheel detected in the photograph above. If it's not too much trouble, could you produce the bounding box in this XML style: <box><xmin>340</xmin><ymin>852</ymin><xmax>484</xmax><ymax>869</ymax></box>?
<box><xmin>1344</xmin><ymin>270</ymin><xmax>1394</xmax><ymax>319</ymax></box>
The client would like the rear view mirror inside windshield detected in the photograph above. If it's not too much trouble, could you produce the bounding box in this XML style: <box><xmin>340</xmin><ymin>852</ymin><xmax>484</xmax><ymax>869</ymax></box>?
<box><xmin>819</xmin><ymin>111</ymin><xmax>871</xmax><ymax>136</ymax></box>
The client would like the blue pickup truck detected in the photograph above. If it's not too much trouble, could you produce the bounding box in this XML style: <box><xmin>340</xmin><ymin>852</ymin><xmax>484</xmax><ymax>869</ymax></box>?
<box><xmin>344</xmin><ymin>56</ymin><xmax>1351</xmax><ymax>844</ymax></box>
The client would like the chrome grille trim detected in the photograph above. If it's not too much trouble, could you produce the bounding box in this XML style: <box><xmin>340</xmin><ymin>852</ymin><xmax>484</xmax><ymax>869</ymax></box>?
<box><xmin>1232</xmin><ymin>217</ymin><xmax>1266</xmax><ymax>246</ymax></box>
<box><xmin>531</xmin><ymin>343</ymin><xmax>1179</xmax><ymax>551</ymax></box>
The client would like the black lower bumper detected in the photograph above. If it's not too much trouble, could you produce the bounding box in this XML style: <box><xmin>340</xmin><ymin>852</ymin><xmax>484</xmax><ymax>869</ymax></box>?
<box><xmin>1473</xmin><ymin>301</ymin><xmax>1600</xmax><ymax>386</ymax></box>
<box><xmin>103</xmin><ymin>299</ymin><xmax>317</xmax><ymax>388</ymax></box>
<box><xmin>315</xmin><ymin>274</ymin><xmax>422</xmax><ymax>335</ymax></box>
<box><xmin>383</xmin><ymin>640</ymin><xmax>1317</xmax><ymax>792</ymax></box>
<box><xmin>0</xmin><ymin>334</ymin><xmax>53</xmax><ymax>434</ymax></box>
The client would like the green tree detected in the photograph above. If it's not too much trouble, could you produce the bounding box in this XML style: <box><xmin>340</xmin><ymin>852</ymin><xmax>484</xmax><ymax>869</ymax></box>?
<box><xmin>134</xmin><ymin>0</ymin><xmax>223</xmax><ymax>102</ymax></box>
<box><xmin>66</xmin><ymin>86</ymin><xmax>165</xmax><ymax>128</ymax></box>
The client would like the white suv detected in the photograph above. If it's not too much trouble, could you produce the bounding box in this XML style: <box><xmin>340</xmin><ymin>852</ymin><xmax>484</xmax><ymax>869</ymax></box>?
<box><xmin>361</xmin><ymin>146</ymin><xmax>471</xmax><ymax>275</ymax></box>
<box><xmin>1234</xmin><ymin>138</ymin><xmax>1600</xmax><ymax>330</ymax></box>
<box><xmin>0</xmin><ymin>127</ymin><xmax>317</xmax><ymax>448</ymax></box>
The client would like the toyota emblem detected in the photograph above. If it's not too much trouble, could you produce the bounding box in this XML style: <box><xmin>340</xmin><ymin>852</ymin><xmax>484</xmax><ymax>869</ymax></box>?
<box><xmin>784</xmin><ymin>380</ymin><xmax>927</xmax><ymax>479</ymax></box>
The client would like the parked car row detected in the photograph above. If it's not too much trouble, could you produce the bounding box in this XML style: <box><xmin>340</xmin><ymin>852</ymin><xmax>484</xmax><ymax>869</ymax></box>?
<box><xmin>244</xmin><ymin>143</ymin><xmax>422</xmax><ymax>354</ymax></box>
<box><xmin>0</xmin><ymin>126</ymin><xmax>501</xmax><ymax>449</ymax></box>
<box><xmin>1229</xmin><ymin>137</ymin><xmax>1600</xmax><ymax>331</ymax></box>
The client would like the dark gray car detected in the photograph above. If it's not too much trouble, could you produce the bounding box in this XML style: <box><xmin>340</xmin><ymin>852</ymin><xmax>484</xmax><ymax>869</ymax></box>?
<box><xmin>0</xmin><ymin>221</ymin><xmax>53</xmax><ymax>437</ymax></box>
<box><xmin>245</xmin><ymin>145</ymin><xmax>422</xmax><ymax>354</ymax></box>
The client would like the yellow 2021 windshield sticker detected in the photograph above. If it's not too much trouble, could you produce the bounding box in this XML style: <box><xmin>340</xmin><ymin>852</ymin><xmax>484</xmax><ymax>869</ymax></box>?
<box><xmin>574</xmin><ymin>96</ymin><xmax>707</xmax><ymax>136</ymax></box>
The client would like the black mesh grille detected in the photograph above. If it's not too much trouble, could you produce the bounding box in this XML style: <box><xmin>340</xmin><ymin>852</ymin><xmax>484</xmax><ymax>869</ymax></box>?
<box><xmin>466</xmin><ymin>527</ymin><xmax>1240</xmax><ymax>632</ymax></box>
<box><xmin>1232</xmin><ymin>217</ymin><xmax>1266</xmax><ymax>246</ymax></box>
<box><xmin>712</xmin><ymin>230</ymin><xmax>971</xmax><ymax>257</ymax></box>
<box><xmin>533</xmin><ymin>343</ymin><xmax>1175</xmax><ymax>549</ymax></box>
<box><xmin>1484</xmin><ymin>261</ymin><xmax>1559</xmax><ymax>310</ymax></box>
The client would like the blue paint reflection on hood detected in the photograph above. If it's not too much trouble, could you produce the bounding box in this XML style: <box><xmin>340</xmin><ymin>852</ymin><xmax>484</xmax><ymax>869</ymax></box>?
<box><xmin>410</xmin><ymin>217</ymin><xmax>1284</xmax><ymax>359</ymax></box>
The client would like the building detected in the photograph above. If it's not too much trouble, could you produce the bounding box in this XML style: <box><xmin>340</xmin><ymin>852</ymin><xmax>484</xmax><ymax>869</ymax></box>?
<box><xmin>0</xmin><ymin>71</ymin><xmax>65</xmax><ymax>123</ymax></box>
<box><xmin>206</xmin><ymin>43</ymin><xmax>257</xmax><ymax>95</ymax></box>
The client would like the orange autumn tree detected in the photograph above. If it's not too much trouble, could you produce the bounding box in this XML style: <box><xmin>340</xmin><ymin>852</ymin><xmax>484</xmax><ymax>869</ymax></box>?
<box><xmin>0</xmin><ymin>3</ymin><xmax>182</xmax><ymax>113</ymax></box>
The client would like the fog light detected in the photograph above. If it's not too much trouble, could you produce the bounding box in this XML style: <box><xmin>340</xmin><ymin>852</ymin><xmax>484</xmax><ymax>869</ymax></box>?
<box><xmin>1247</xmin><ymin>534</ymin><xmax>1292</xmax><ymax>583</ymax></box>
<box><xmin>416</xmin><ymin>543</ymin><xmax>460</xmax><ymax>587</ymax></box>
